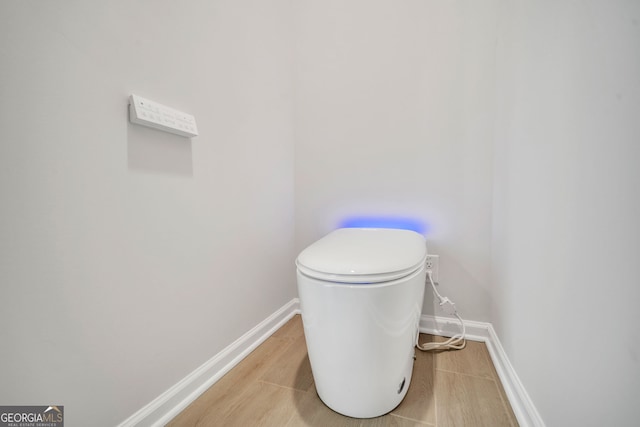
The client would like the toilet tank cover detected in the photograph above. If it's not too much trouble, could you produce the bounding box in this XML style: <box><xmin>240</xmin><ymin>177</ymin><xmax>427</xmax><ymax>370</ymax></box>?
<box><xmin>296</xmin><ymin>228</ymin><xmax>427</xmax><ymax>283</ymax></box>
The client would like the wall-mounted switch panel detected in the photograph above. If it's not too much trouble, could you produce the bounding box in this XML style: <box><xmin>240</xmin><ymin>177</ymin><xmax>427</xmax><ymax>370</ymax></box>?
<box><xmin>129</xmin><ymin>94</ymin><xmax>198</xmax><ymax>138</ymax></box>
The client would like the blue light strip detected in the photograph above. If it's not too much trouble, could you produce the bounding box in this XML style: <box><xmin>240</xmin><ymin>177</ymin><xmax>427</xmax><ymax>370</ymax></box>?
<box><xmin>339</xmin><ymin>217</ymin><xmax>428</xmax><ymax>234</ymax></box>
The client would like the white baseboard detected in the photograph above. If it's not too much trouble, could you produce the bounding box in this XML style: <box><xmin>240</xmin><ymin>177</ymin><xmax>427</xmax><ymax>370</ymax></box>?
<box><xmin>420</xmin><ymin>313</ymin><xmax>492</xmax><ymax>342</ymax></box>
<box><xmin>117</xmin><ymin>298</ymin><xmax>301</xmax><ymax>427</ymax></box>
<box><xmin>420</xmin><ymin>314</ymin><xmax>545</xmax><ymax>427</ymax></box>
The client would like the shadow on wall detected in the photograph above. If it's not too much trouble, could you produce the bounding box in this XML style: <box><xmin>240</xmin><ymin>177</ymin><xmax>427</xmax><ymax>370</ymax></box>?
<box><xmin>422</xmin><ymin>247</ymin><xmax>491</xmax><ymax>322</ymax></box>
<box><xmin>126</xmin><ymin>120</ymin><xmax>193</xmax><ymax>176</ymax></box>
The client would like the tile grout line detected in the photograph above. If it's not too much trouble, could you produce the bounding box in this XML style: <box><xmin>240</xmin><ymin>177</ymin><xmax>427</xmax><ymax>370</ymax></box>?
<box><xmin>434</xmin><ymin>367</ymin><xmax>499</xmax><ymax>382</ymax></box>
<box><xmin>257</xmin><ymin>379</ymin><xmax>313</xmax><ymax>395</ymax></box>
<box><xmin>389</xmin><ymin>412</ymin><xmax>436</xmax><ymax>426</ymax></box>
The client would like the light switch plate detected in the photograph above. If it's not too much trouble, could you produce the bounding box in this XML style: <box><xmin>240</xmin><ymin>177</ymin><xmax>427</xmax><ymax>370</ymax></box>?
<box><xmin>129</xmin><ymin>94</ymin><xmax>198</xmax><ymax>138</ymax></box>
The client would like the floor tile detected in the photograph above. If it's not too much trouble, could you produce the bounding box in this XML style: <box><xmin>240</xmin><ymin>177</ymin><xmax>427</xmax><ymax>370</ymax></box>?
<box><xmin>484</xmin><ymin>360</ymin><xmax>519</xmax><ymax>424</ymax></box>
<box><xmin>167</xmin><ymin>337</ymin><xmax>293</xmax><ymax>426</ymax></box>
<box><xmin>215</xmin><ymin>381</ymin><xmax>304</xmax><ymax>427</ymax></box>
<box><xmin>435</xmin><ymin>370</ymin><xmax>517</xmax><ymax>427</ymax></box>
<box><xmin>260</xmin><ymin>334</ymin><xmax>314</xmax><ymax>391</ymax></box>
<box><xmin>271</xmin><ymin>315</ymin><xmax>305</xmax><ymax>340</ymax></box>
<box><xmin>434</xmin><ymin>337</ymin><xmax>496</xmax><ymax>380</ymax></box>
<box><xmin>285</xmin><ymin>389</ymin><xmax>362</xmax><ymax>427</ymax></box>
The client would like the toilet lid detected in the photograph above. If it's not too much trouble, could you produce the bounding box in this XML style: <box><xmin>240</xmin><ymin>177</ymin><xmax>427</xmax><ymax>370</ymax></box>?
<box><xmin>296</xmin><ymin>228</ymin><xmax>427</xmax><ymax>284</ymax></box>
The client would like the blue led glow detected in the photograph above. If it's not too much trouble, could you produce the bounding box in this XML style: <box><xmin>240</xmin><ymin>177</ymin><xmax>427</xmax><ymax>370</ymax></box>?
<box><xmin>339</xmin><ymin>217</ymin><xmax>428</xmax><ymax>234</ymax></box>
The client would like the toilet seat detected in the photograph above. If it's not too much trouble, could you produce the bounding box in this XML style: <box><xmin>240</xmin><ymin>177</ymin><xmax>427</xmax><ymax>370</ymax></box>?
<box><xmin>296</xmin><ymin>228</ymin><xmax>427</xmax><ymax>284</ymax></box>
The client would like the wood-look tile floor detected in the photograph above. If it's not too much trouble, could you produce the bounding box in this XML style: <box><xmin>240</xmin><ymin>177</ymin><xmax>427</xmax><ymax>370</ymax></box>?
<box><xmin>167</xmin><ymin>315</ymin><xmax>518</xmax><ymax>427</ymax></box>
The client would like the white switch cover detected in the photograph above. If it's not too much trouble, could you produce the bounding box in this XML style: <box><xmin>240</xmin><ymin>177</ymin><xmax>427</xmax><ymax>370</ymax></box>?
<box><xmin>129</xmin><ymin>94</ymin><xmax>198</xmax><ymax>138</ymax></box>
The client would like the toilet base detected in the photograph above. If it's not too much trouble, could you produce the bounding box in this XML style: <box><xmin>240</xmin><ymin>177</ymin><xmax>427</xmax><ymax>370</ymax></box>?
<box><xmin>297</xmin><ymin>267</ymin><xmax>425</xmax><ymax>418</ymax></box>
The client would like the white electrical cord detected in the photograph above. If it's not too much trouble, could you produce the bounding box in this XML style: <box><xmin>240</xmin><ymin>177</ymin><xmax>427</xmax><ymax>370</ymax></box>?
<box><xmin>416</xmin><ymin>270</ymin><xmax>467</xmax><ymax>351</ymax></box>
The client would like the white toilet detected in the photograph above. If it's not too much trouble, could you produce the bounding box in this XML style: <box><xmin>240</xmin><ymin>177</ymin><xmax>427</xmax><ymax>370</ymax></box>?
<box><xmin>296</xmin><ymin>227</ymin><xmax>427</xmax><ymax>418</ymax></box>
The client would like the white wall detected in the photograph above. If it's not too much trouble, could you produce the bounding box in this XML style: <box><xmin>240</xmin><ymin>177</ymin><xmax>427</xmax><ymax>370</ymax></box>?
<box><xmin>294</xmin><ymin>0</ymin><xmax>500</xmax><ymax>321</ymax></box>
<box><xmin>491</xmin><ymin>1</ymin><xmax>640</xmax><ymax>425</ymax></box>
<box><xmin>0</xmin><ymin>1</ymin><xmax>295</xmax><ymax>426</ymax></box>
